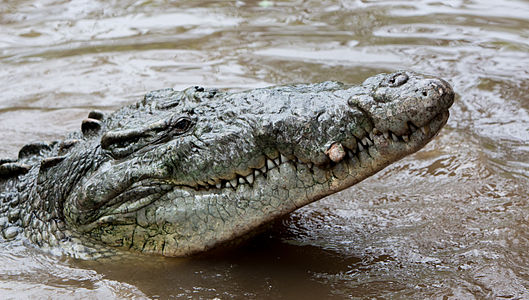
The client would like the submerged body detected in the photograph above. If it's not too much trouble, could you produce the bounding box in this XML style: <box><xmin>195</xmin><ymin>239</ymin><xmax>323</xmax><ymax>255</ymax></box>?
<box><xmin>0</xmin><ymin>71</ymin><xmax>453</xmax><ymax>259</ymax></box>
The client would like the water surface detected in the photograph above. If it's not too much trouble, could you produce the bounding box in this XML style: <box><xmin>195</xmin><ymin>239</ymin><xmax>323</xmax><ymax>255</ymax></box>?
<box><xmin>1</xmin><ymin>0</ymin><xmax>528</xmax><ymax>298</ymax></box>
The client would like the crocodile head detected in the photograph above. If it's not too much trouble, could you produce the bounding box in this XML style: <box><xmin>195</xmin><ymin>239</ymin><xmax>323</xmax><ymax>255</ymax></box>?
<box><xmin>59</xmin><ymin>71</ymin><xmax>453</xmax><ymax>257</ymax></box>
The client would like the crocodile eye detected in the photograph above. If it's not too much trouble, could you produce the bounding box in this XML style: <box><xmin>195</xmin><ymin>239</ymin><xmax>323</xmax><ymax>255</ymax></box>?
<box><xmin>172</xmin><ymin>117</ymin><xmax>193</xmax><ymax>134</ymax></box>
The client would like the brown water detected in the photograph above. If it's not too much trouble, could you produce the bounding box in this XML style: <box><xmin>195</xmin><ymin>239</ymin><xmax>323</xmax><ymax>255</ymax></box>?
<box><xmin>1</xmin><ymin>0</ymin><xmax>528</xmax><ymax>298</ymax></box>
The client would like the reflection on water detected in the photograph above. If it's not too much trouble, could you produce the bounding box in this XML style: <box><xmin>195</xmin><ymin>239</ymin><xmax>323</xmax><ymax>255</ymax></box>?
<box><xmin>1</xmin><ymin>0</ymin><xmax>529</xmax><ymax>298</ymax></box>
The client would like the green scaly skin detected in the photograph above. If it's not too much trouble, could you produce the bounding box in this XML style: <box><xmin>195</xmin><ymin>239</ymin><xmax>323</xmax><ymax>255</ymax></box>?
<box><xmin>0</xmin><ymin>71</ymin><xmax>454</xmax><ymax>259</ymax></box>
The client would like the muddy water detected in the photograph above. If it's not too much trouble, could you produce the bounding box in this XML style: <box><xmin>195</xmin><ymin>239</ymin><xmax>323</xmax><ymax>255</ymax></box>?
<box><xmin>1</xmin><ymin>0</ymin><xmax>528</xmax><ymax>298</ymax></box>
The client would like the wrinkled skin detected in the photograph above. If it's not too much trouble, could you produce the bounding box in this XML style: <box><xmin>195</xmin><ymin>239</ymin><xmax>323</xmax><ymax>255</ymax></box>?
<box><xmin>0</xmin><ymin>71</ymin><xmax>454</xmax><ymax>259</ymax></box>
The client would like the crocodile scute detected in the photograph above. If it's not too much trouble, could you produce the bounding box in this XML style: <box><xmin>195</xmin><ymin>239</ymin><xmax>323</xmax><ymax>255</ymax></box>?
<box><xmin>0</xmin><ymin>71</ymin><xmax>454</xmax><ymax>259</ymax></box>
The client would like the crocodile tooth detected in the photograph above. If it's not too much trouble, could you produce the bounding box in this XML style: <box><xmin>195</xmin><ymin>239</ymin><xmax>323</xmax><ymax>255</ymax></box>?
<box><xmin>438</xmin><ymin>88</ymin><xmax>444</xmax><ymax>95</ymax></box>
<box><xmin>238</xmin><ymin>177</ymin><xmax>245</xmax><ymax>185</ymax></box>
<box><xmin>391</xmin><ymin>132</ymin><xmax>399</xmax><ymax>142</ymax></box>
<box><xmin>365</xmin><ymin>137</ymin><xmax>373</xmax><ymax>146</ymax></box>
<box><xmin>307</xmin><ymin>162</ymin><xmax>313</xmax><ymax>170</ymax></box>
<box><xmin>246</xmin><ymin>174</ymin><xmax>254</xmax><ymax>184</ymax></box>
<box><xmin>274</xmin><ymin>157</ymin><xmax>280</xmax><ymax>166</ymax></box>
<box><xmin>357</xmin><ymin>142</ymin><xmax>364</xmax><ymax>152</ymax></box>
<box><xmin>369</xmin><ymin>132</ymin><xmax>375</xmax><ymax>141</ymax></box>
<box><xmin>408</xmin><ymin>122</ymin><xmax>418</xmax><ymax>132</ymax></box>
<box><xmin>216</xmin><ymin>183</ymin><xmax>222</xmax><ymax>189</ymax></box>
<box><xmin>420</xmin><ymin>124</ymin><xmax>430</xmax><ymax>135</ymax></box>
<box><xmin>383</xmin><ymin>131</ymin><xmax>389</xmax><ymax>139</ymax></box>
<box><xmin>402</xmin><ymin>135</ymin><xmax>409</xmax><ymax>142</ymax></box>
<box><xmin>260</xmin><ymin>165</ymin><xmax>267</xmax><ymax>173</ymax></box>
<box><xmin>230</xmin><ymin>178</ymin><xmax>238</xmax><ymax>188</ymax></box>
<box><xmin>267</xmin><ymin>159</ymin><xmax>276</xmax><ymax>169</ymax></box>
<box><xmin>280</xmin><ymin>154</ymin><xmax>288</xmax><ymax>163</ymax></box>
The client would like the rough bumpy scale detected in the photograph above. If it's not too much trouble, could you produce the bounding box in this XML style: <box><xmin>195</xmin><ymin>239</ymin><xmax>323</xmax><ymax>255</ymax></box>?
<box><xmin>0</xmin><ymin>72</ymin><xmax>454</xmax><ymax>259</ymax></box>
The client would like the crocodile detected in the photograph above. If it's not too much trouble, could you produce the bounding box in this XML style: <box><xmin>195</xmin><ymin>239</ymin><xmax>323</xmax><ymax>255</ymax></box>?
<box><xmin>0</xmin><ymin>71</ymin><xmax>454</xmax><ymax>259</ymax></box>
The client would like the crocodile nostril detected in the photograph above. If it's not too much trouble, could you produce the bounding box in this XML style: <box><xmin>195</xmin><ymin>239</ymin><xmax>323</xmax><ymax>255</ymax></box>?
<box><xmin>387</xmin><ymin>72</ymin><xmax>408</xmax><ymax>87</ymax></box>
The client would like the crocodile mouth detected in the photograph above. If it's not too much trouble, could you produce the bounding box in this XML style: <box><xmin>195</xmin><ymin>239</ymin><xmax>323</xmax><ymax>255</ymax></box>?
<box><xmin>83</xmin><ymin>109</ymin><xmax>449</xmax><ymax>229</ymax></box>
<box><xmin>171</xmin><ymin>109</ymin><xmax>450</xmax><ymax>193</ymax></box>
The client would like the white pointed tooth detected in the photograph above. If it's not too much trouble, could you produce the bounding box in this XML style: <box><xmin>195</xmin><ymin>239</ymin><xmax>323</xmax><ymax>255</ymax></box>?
<box><xmin>369</xmin><ymin>132</ymin><xmax>375</xmax><ymax>141</ymax></box>
<box><xmin>260</xmin><ymin>165</ymin><xmax>267</xmax><ymax>173</ymax></box>
<box><xmin>383</xmin><ymin>131</ymin><xmax>389</xmax><ymax>139</ymax></box>
<box><xmin>391</xmin><ymin>132</ymin><xmax>399</xmax><ymax>142</ymax></box>
<box><xmin>420</xmin><ymin>124</ymin><xmax>430</xmax><ymax>135</ymax></box>
<box><xmin>230</xmin><ymin>178</ymin><xmax>238</xmax><ymax>188</ymax></box>
<box><xmin>238</xmin><ymin>177</ymin><xmax>245</xmax><ymax>185</ymax></box>
<box><xmin>307</xmin><ymin>162</ymin><xmax>313</xmax><ymax>170</ymax></box>
<box><xmin>254</xmin><ymin>169</ymin><xmax>262</xmax><ymax>177</ymax></box>
<box><xmin>246</xmin><ymin>174</ymin><xmax>254</xmax><ymax>184</ymax></box>
<box><xmin>358</xmin><ymin>142</ymin><xmax>364</xmax><ymax>152</ymax></box>
<box><xmin>438</xmin><ymin>88</ymin><xmax>444</xmax><ymax>95</ymax></box>
<box><xmin>402</xmin><ymin>135</ymin><xmax>409</xmax><ymax>142</ymax></box>
<box><xmin>365</xmin><ymin>137</ymin><xmax>373</xmax><ymax>146</ymax></box>
<box><xmin>274</xmin><ymin>157</ymin><xmax>280</xmax><ymax>166</ymax></box>
<box><xmin>216</xmin><ymin>183</ymin><xmax>222</xmax><ymax>189</ymax></box>
<box><xmin>267</xmin><ymin>159</ymin><xmax>275</xmax><ymax>169</ymax></box>
<box><xmin>280</xmin><ymin>154</ymin><xmax>288</xmax><ymax>163</ymax></box>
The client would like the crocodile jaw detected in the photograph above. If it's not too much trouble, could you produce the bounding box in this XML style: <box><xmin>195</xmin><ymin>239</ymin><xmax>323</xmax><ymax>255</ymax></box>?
<box><xmin>78</xmin><ymin>112</ymin><xmax>449</xmax><ymax>257</ymax></box>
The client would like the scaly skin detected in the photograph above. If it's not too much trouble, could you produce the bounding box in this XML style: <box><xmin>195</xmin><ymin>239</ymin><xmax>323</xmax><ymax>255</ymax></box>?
<box><xmin>0</xmin><ymin>71</ymin><xmax>454</xmax><ymax>259</ymax></box>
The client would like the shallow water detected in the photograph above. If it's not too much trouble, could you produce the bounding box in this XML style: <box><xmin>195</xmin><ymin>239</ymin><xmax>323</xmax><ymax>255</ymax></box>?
<box><xmin>1</xmin><ymin>0</ymin><xmax>528</xmax><ymax>298</ymax></box>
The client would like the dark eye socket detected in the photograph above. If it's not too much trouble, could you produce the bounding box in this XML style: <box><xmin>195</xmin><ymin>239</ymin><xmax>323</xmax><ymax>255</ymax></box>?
<box><xmin>172</xmin><ymin>117</ymin><xmax>193</xmax><ymax>133</ymax></box>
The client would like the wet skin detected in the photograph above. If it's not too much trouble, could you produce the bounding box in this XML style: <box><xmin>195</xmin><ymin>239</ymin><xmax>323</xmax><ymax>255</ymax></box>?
<box><xmin>0</xmin><ymin>71</ymin><xmax>454</xmax><ymax>259</ymax></box>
